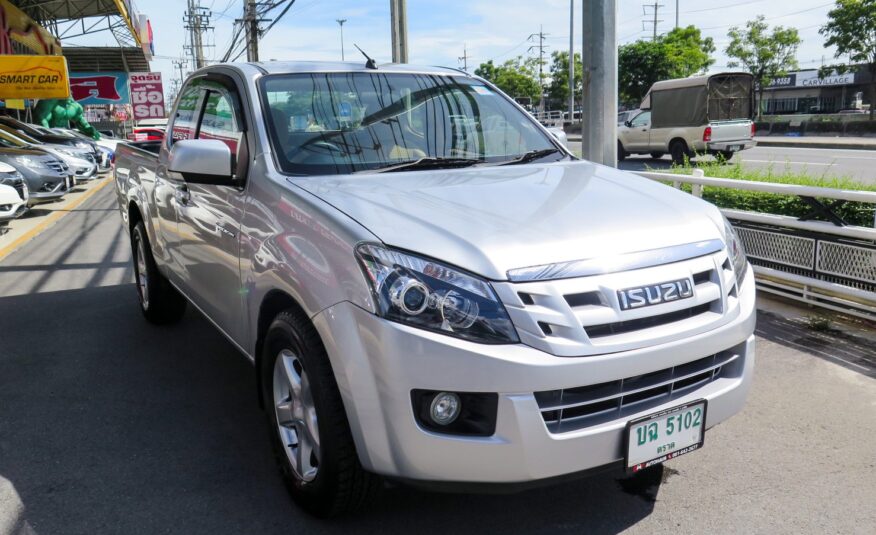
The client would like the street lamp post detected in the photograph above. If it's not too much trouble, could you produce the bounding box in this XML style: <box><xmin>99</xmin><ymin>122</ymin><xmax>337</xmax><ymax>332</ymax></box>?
<box><xmin>336</xmin><ymin>19</ymin><xmax>347</xmax><ymax>61</ymax></box>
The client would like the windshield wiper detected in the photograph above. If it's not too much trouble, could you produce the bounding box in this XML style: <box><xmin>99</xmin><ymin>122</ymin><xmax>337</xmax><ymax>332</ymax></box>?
<box><xmin>359</xmin><ymin>157</ymin><xmax>481</xmax><ymax>174</ymax></box>
<box><xmin>497</xmin><ymin>148</ymin><xmax>564</xmax><ymax>166</ymax></box>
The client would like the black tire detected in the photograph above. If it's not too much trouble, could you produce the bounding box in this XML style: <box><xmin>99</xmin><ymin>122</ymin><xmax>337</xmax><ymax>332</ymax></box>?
<box><xmin>261</xmin><ymin>310</ymin><xmax>381</xmax><ymax>517</ymax></box>
<box><xmin>131</xmin><ymin>221</ymin><xmax>187</xmax><ymax>324</ymax></box>
<box><xmin>617</xmin><ymin>140</ymin><xmax>627</xmax><ymax>161</ymax></box>
<box><xmin>649</xmin><ymin>152</ymin><xmax>664</xmax><ymax>160</ymax></box>
<box><xmin>669</xmin><ymin>140</ymin><xmax>690</xmax><ymax>165</ymax></box>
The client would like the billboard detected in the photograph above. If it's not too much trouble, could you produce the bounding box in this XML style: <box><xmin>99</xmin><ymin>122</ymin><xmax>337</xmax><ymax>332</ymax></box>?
<box><xmin>69</xmin><ymin>71</ymin><xmax>130</xmax><ymax>104</ymax></box>
<box><xmin>0</xmin><ymin>55</ymin><xmax>69</xmax><ymax>99</ymax></box>
<box><xmin>130</xmin><ymin>71</ymin><xmax>165</xmax><ymax>120</ymax></box>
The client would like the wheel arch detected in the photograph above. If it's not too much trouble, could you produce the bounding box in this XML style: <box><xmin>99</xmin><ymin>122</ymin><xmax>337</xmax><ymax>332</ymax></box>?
<box><xmin>254</xmin><ymin>289</ymin><xmax>310</xmax><ymax>408</ymax></box>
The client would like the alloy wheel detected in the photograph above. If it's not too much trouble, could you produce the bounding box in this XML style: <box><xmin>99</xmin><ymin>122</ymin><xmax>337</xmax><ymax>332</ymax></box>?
<box><xmin>272</xmin><ymin>349</ymin><xmax>321</xmax><ymax>482</ymax></box>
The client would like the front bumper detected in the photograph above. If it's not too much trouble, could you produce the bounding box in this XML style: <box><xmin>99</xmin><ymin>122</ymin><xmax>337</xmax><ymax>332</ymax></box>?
<box><xmin>0</xmin><ymin>202</ymin><xmax>27</xmax><ymax>222</ymax></box>
<box><xmin>313</xmin><ymin>268</ymin><xmax>757</xmax><ymax>484</ymax></box>
<box><xmin>27</xmin><ymin>181</ymin><xmax>67</xmax><ymax>205</ymax></box>
<box><xmin>707</xmin><ymin>139</ymin><xmax>756</xmax><ymax>152</ymax></box>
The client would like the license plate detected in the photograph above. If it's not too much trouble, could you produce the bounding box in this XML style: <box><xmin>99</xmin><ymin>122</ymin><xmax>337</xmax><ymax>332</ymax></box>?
<box><xmin>729</xmin><ymin>145</ymin><xmax>741</xmax><ymax>151</ymax></box>
<box><xmin>625</xmin><ymin>400</ymin><xmax>707</xmax><ymax>473</ymax></box>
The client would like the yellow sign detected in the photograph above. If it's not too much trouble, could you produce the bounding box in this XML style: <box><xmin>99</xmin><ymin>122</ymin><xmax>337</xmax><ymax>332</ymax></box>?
<box><xmin>5</xmin><ymin>99</ymin><xmax>25</xmax><ymax>109</ymax></box>
<box><xmin>0</xmin><ymin>55</ymin><xmax>70</xmax><ymax>99</ymax></box>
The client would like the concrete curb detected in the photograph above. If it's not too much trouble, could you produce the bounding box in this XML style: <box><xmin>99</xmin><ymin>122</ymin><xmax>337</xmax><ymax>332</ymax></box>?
<box><xmin>754</xmin><ymin>139</ymin><xmax>876</xmax><ymax>151</ymax></box>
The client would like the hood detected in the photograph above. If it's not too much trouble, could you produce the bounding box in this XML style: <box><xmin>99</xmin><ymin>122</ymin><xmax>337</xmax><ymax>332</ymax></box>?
<box><xmin>292</xmin><ymin>161</ymin><xmax>726</xmax><ymax>280</ymax></box>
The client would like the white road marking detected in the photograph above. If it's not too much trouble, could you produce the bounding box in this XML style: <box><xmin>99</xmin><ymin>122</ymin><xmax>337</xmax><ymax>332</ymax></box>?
<box><xmin>741</xmin><ymin>159</ymin><xmax>834</xmax><ymax>166</ymax></box>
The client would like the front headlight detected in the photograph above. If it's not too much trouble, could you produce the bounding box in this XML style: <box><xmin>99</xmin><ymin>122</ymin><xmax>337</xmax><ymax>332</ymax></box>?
<box><xmin>356</xmin><ymin>244</ymin><xmax>519</xmax><ymax>344</ymax></box>
<box><xmin>13</xmin><ymin>156</ymin><xmax>44</xmax><ymax>170</ymax></box>
<box><xmin>723</xmin><ymin>216</ymin><xmax>748</xmax><ymax>285</ymax></box>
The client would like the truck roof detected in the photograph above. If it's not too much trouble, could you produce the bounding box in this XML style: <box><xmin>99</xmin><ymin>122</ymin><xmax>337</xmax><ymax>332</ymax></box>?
<box><xmin>246</xmin><ymin>60</ymin><xmax>467</xmax><ymax>77</ymax></box>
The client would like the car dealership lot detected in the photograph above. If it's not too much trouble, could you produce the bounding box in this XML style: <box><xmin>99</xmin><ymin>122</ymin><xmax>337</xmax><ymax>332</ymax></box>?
<box><xmin>0</xmin><ymin>185</ymin><xmax>874</xmax><ymax>534</ymax></box>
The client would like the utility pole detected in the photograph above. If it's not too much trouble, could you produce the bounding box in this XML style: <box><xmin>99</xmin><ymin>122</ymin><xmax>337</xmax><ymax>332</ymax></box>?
<box><xmin>172</xmin><ymin>58</ymin><xmax>187</xmax><ymax>88</ymax></box>
<box><xmin>643</xmin><ymin>2</ymin><xmax>663</xmax><ymax>41</ymax></box>
<box><xmin>336</xmin><ymin>19</ymin><xmax>347</xmax><ymax>61</ymax></box>
<box><xmin>569</xmin><ymin>0</ymin><xmax>575</xmax><ymax>123</ymax></box>
<box><xmin>390</xmin><ymin>0</ymin><xmax>408</xmax><ymax>63</ymax></box>
<box><xmin>458</xmin><ymin>43</ymin><xmax>471</xmax><ymax>71</ymax></box>
<box><xmin>184</xmin><ymin>0</ymin><xmax>213</xmax><ymax>69</ymax></box>
<box><xmin>528</xmin><ymin>26</ymin><xmax>549</xmax><ymax>113</ymax></box>
<box><xmin>582</xmin><ymin>0</ymin><xmax>618</xmax><ymax>166</ymax></box>
<box><xmin>675</xmin><ymin>0</ymin><xmax>679</xmax><ymax>28</ymax></box>
<box><xmin>246</xmin><ymin>0</ymin><xmax>259</xmax><ymax>62</ymax></box>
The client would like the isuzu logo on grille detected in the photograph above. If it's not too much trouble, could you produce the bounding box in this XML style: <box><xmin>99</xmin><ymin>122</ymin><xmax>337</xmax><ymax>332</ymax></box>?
<box><xmin>617</xmin><ymin>278</ymin><xmax>694</xmax><ymax>311</ymax></box>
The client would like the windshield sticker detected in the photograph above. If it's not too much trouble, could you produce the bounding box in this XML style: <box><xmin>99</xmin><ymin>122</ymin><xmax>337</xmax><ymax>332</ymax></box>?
<box><xmin>471</xmin><ymin>85</ymin><xmax>493</xmax><ymax>96</ymax></box>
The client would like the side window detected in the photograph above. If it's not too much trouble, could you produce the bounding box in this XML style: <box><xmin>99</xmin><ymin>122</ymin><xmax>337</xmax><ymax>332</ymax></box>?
<box><xmin>197</xmin><ymin>89</ymin><xmax>243</xmax><ymax>155</ymax></box>
<box><xmin>631</xmin><ymin>111</ymin><xmax>651</xmax><ymax>127</ymax></box>
<box><xmin>170</xmin><ymin>85</ymin><xmax>203</xmax><ymax>144</ymax></box>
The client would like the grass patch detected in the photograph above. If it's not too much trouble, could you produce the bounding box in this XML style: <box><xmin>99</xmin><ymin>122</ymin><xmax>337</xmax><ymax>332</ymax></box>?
<box><xmin>655</xmin><ymin>160</ymin><xmax>876</xmax><ymax>227</ymax></box>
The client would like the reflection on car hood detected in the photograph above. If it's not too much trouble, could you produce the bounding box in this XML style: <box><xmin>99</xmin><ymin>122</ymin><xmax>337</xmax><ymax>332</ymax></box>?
<box><xmin>292</xmin><ymin>160</ymin><xmax>726</xmax><ymax>280</ymax></box>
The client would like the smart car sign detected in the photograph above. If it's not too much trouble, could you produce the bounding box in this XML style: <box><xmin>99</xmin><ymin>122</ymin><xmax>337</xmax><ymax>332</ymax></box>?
<box><xmin>130</xmin><ymin>71</ymin><xmax>165</xmax><ymax>120</ymax></box>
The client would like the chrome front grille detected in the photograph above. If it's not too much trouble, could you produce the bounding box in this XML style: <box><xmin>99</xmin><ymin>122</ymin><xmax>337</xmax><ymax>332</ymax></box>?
<box><xmin>536</xmin><ymin>349</ymin><xmax>744</xmax><ymax>433</ymax></box>
<box><xmin>493</xmin><ymin>248</ymin><xmax>739</xmax><ymax>357</ymax></box>
<box><xmin>45</xmin><ymin>161</ymin><xmax>65</xmax><ymax>173</ymax></box>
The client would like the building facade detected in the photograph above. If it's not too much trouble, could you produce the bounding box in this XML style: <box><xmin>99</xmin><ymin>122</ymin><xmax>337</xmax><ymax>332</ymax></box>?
<box><xmin>761</xmin><ymin>67</ymin><xmax>874</xmax><ymax>114</ymax></box>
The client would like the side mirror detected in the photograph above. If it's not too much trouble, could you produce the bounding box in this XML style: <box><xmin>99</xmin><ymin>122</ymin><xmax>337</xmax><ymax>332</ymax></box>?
<box><xmin>547</xmin><ymin>127</ymin><xmax>568</xmax><ymax>148</ymax></box>
<box><xmin>168</xmin><ymin>139</ymin><xmax>234</xmax><ymax>185</ymax></box>
<box><xmin>624</xmin><ymin>120</ymin><xmax>632</xmax><ymax>127</ymax></box>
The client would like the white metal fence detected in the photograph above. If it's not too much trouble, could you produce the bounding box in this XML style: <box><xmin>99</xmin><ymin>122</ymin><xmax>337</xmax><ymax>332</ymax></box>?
<box><xmin>636</xmin><ymin>169</ymin><xmax>876</xmax><ymax>321</ymax></box>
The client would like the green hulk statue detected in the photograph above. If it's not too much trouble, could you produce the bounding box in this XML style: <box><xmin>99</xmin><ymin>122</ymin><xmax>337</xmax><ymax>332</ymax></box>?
<box><xmin>33</xmin><ymin>97</ymin><xmax>101</xmax><ymax>140</ymax></box>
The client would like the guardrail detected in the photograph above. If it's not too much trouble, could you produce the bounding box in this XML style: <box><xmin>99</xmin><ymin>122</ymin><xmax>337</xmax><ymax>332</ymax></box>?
<box><xmin>636</xmin><ymin>169</ymin><xmax>876</xmax><ymax>321</ymax></box>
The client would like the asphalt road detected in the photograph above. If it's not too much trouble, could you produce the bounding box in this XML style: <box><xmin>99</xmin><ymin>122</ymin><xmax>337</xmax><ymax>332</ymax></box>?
<box><xmin>1</xmin><ymin>185</ymin><xmax>875</xmax><ymax>534</ymax></box>
<box><xmin>619</xmin><ymin>145</ymin><xmax>876</xmax><ymax>185</ymax></box>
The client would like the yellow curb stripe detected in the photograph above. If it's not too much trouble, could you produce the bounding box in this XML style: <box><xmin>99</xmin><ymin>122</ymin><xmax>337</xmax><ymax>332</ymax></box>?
<box><xmin>0</xmin><ymin>176</ymin><xmax>113</xmax><ymax>263</ymax></box>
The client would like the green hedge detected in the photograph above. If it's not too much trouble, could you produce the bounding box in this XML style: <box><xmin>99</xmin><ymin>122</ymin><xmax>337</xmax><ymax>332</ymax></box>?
<box><xmin>663</xmin><ymin>162</ymin><xmax>876</xmax><ymax>228</ymax></box>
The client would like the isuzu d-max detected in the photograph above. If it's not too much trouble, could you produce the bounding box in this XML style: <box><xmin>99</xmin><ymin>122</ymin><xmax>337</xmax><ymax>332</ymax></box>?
<box><xmin>114</xmin><ymin>61</ymin><xmax>756</xmax><ymax>517</ymax></box>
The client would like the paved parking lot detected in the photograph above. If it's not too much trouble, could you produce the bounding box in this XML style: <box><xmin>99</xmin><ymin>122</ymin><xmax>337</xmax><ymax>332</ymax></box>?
<box><xmin>1</xmin><ymin>185</ymin><xmax>875</xmax><ymax>534</ymax></box>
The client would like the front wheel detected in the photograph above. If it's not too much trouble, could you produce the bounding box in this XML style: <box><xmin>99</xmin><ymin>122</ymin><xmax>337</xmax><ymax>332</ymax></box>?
<box><xmin>261</xmin><ymin>310</ymin><xmax>381</xmax><ymax>517</ymax></box>
<box><xmin>131</xmin><ymin>222</ymin><xmax>187</xmax><ymax>324</ymax></box>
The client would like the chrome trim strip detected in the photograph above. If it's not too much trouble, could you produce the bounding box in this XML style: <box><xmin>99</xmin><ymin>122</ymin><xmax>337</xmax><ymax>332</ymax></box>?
<box><xmin>507</xmin><ymin>239</ymin><xmax>725</xmax><ymax>282</ymax></box>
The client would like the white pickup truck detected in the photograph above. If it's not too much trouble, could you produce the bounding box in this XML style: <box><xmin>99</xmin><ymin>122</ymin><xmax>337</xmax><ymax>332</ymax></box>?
<box><xmin>618</xmin><ymin>73</ymin><xmax>756</xmax><ymax>164</ymax></box>
<box><xmin>114</xmin><ymin>61</ymin><xmax>756</xmax><ymax>517</ymax></box>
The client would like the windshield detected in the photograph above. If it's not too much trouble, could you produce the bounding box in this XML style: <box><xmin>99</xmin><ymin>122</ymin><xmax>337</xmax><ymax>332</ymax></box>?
<box><xmin>260</xmin><ymin>72</ymin><xmax>563</xmax><ymax>175</ymax></box>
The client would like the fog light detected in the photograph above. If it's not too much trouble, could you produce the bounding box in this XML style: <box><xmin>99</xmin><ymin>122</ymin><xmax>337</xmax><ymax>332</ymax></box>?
<box><xmin>429</xmin><ymin>392</ymin><xmax>460</xmax><ymax>425</ymax></box>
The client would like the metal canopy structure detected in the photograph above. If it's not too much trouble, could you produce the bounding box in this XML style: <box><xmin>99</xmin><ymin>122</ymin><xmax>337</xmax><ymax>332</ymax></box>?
<box><xmin>63</xmin><ymin>46</ymin><xmax>148</xmax><ymax>72</ymax></box>
<box><xmin>12</xmin><ymin>0</ymin><xmax>148</xmax><ymax>69</ymax></box>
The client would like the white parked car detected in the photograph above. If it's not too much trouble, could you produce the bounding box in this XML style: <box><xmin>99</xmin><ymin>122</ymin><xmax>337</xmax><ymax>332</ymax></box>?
<box><xmin>0</xmin><ymin>162</ymin><xmax>28</xmax><ymax>223</ymax></box>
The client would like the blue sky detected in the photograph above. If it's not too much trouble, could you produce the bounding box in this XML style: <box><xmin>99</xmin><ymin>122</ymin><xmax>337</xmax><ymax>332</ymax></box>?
<box><xmin>70</xmin><ymin>0</ymin><xmax>839</xmax><ymax>99</ymax></box>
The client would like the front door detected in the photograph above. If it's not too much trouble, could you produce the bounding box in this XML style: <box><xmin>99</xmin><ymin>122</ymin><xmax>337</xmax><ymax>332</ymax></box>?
<box><xmin>624</xmin><ymin>111</ymin><xmax>651</xmax><ymax>152</ymax></box>
<box><xmin>174</xmin><ymin>78</ymin><xmax>249</xmax><ymax>345</ymax></box>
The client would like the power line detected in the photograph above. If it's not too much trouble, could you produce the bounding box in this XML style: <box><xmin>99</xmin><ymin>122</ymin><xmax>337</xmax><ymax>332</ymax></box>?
<box><xmin>184</xmin><ymin>0</ymin><xmax>214</xmax><ymax>69</ymax></box>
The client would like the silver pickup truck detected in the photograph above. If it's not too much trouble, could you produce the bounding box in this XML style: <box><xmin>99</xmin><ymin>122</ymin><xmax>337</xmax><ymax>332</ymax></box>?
<box><xmin>114</xmin><ymin>61</ymin><xmax>756</xmax><ymax>517</ymax></box>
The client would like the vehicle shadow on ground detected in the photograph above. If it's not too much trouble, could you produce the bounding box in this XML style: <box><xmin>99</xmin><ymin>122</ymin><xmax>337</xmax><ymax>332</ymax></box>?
<box><xmin>755</xmin><ymin>310</ymin><xmax>876</xmax><ymax>378</ymax></box>
<box><xmin>618</xmin><ymin>155</ymin><xmax>732</xmax><ymax>173</ymax></box>
<box><xmin>0</xmin><ymin>284</ymin><xmax>663</xmax><ymax>535</ymax></box>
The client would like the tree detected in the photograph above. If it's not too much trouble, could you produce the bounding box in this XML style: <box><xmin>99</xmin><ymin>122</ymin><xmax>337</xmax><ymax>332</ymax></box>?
<box><xmin>474</xmin><ymin>56</ymin><xmax>542</xmax><ymax>104</ymax></box>
<box><xmin>619</xmin><ymin>40</ymin><xmax>673</xmax><ymax>105</ymax></box>
<box><xmin>725</xmin><ymin>16</ymin><xmax>801</xmax><ymax>118</ymax></box>
<box><xmin>820</xmin><ymin>0</ymin><xmax>876</xmax><ymax>119</ymax></box>
<box><xmin>546</xmin><ymin>51</ymin><xmax>583</xmax><ymax>107</ymax></box>
<box><xmin>617</xmin><ymin>25</ymin><xmax>715</xmax><ymax>106</ymax></box>
<box><xmin>662</xmin><ymin>26</ymin><xmax>716</xmax><ymax>78</ymax></box>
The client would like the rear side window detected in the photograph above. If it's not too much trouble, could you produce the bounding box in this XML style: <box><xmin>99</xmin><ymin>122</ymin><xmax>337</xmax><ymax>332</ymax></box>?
<box><xmin>170</xmin><ymin>85</ymin><xmax>203</xmax><ymax>144</ymax></box>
